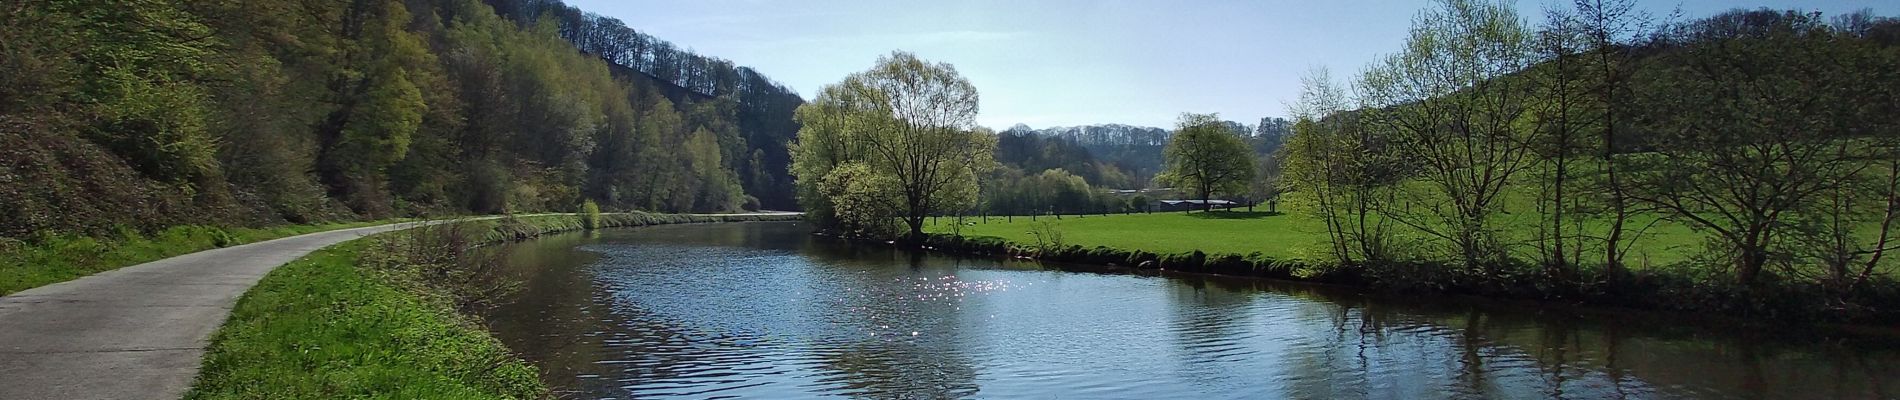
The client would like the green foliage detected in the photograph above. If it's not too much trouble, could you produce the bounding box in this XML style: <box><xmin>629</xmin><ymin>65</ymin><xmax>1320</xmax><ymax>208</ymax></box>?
<box><xmin>0</xmin><ymin>0</ymin><xmax>791</xmax><ymax>240</ymax></box>
<box><xmin>1158</xmin><ymin>113</ymin><xmax>1256</xmax><ymax>206</ymax></box>
<box><xmin>580</xmin><ymin>200</ymin><xmax>602</xmax><ymax>230</ymax></box>
<box><xmin>790</xmin><ymin>51</ymin><xmax>997</xmax><ymax>239</ymax></box>
<box><xmin>981</xmin><ymin>167</ymin><xmax>1128</xmax><ymax>216</ymax></box>
<box><xmin>819</xmin><ymin>163</ymin><xmax>903</xmax><ymax>237</ymax></box>
<box><xmin>90</xmin><ymin>68</ymin><xmax>220</xmax><ymax>184</ymax></box>
<box><xmin>338</xmin><ymin>68</ymin><xmax>425</xmax><ymax>172</ymax></box>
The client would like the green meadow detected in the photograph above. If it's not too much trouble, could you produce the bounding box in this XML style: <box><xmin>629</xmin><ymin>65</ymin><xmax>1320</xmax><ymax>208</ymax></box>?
<box><xmin>930</xmin><ymin>199</ymin><xmax>1715</xmax><ymax>271</ymax></box>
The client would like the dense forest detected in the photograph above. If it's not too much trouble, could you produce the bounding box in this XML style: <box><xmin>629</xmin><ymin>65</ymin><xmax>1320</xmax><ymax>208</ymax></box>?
<box><xmin>0</xmin><ymin>0</ymin><xmax>803</xmax><ymax>240</ymax></box>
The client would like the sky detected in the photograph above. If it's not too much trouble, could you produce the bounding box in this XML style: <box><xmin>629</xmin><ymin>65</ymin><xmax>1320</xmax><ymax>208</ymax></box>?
<box><xmin>567</xmin><ymin>0</ymin><xmax>1894</xmax><ymax>129</ymax></box>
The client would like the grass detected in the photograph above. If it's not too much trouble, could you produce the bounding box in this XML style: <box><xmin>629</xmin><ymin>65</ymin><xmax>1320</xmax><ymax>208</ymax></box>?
<box><xmin>925</xmin><ymin>205</ymin><xmax>1900</xmax><ymax>323</ymax></box>
<box><xmin>931</xmin><ymin>206</ymin><xmax>1710</xmax><ymax>269</ymax></box>
<box><xmin>186</xmin><ymin>212</ymin><xmax>801</xmax><ymax>399</ymax></box>
<box><xmin>185</xmin><ymin>239</ymin><xmax>543</xmax><ymax>400</ymax></box>
<box><xmin>932</xmin><ymin>211</ymin><xmax>1329</xmax><ymax>259</ymax></box>
<box><xmin>0</xmin><ymin>220</ymin><xmax>403</xmax><ymax>296</ymax></box>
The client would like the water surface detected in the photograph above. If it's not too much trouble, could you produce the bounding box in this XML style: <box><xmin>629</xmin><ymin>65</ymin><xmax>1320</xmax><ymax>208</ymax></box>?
<box><xmin>483</xmin><ymin>222</ymin><xmax>1899</xmax><ymax>399</ymax></box>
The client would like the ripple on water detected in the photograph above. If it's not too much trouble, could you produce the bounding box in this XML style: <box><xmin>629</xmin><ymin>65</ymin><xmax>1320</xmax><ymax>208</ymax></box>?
<box><xmin>483</xmin><ymin>224</ymin><xmax>1900</xmax><ymax>399</ymax></box>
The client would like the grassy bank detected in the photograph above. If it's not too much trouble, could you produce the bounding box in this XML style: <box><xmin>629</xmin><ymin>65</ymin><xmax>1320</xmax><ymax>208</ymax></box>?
<box><xmin>0</xmin><ymin>220</ymin><xmax>401</xmax><ymax>295</ymax></box>
<box><xmin>185</xmin><ymin>239</ymin><xmax>543</xmax><ymax>399</ymax></box>
<box><xmin>930</xmin><ymin>206</ymin><xmax>1701</xmax><ymax>267</ymax></box>
<box><xmin>188</xmin><ymin>212</ymin><xmax>798</xmax><ymax>399</ymax></box>
<box><xmin>922</xmin><ymin>211</ymin><xmax>1900</xmax><ymax>324</ymax></box>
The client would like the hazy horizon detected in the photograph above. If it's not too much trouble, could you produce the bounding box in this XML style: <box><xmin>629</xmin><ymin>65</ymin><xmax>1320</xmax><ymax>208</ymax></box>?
<box><xmin>570</xmin><ymin>0</ymin><xmax>1893</xmax><ymax>129</ymax></box>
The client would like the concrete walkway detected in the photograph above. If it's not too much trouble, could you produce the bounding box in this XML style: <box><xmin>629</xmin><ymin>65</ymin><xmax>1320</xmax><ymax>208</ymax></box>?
<box><xmin>0</xmin><ymin>212</ymin><xmax>801</xmax><ymax>399</ymax></box>
<box><xmin>0</xmin><ymin>222</ymin><xmax>427</xmax><ymax>400</ymax></box>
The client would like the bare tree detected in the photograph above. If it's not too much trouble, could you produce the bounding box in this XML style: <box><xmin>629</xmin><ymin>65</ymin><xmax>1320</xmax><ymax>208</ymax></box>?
<box><xmin>1626</xmin><ymin>12</ymin><xmax>1871</xmax><ymax>286</ymax></box>
<box><xmin>1572</xmin><ymin>0</ymin><xmax>1655</xmax><ymax>281</ymax></box>
<box><xmin>1528</xmin><ymin>7</ymin><xmax>1595</xmax><ymax>277</ymax></box>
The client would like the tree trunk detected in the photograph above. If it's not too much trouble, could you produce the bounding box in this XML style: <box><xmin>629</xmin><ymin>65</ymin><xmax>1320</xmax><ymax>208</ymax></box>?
<box><xmin>1737</xmin><ymin>229</ymin><xmax>1768</xmax><ymax>286</ymax></box>
<box><xmin>1201</xmin><ymin>185</ymin><xmax>1212</xmax><ymax>213</ymax></box>
<box><xmin>905</xmin><ymin>216</ymin><xmax>926</xmax><ymax>244</ymax></box>
<box><xmin>1738</xmin><ymin>246</ymin><xmax>1766</xmax><ymax>287</ymax></box>
<box><xmin>1552</xmin><ymin>156</ymin><xmax>1568</xmax><ymax>276</ymax></box>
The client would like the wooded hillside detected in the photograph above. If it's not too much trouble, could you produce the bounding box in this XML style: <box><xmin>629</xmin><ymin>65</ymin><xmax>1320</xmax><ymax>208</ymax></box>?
<box><xmin>0</xmin><ymin>0</ymin><xmax>803</xmax><ymax>239</ymax></box>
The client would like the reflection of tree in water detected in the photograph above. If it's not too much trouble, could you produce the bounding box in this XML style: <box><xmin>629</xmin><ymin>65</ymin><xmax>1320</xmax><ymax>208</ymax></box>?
<box><xmin>805</xmin><ymin>250</ymin><xmax>980</xmax><ymax>398</ymax></box>
<box><xmin>481</xmin><ymin>233</ymin><xmax>742</xmax><ymax>398</ymax></box>
<box><xmin>1269</xmin><ymin>285</ymin><xmax>1409</xmax><ymax>398</ymax></box>
<box><xmin>478</xmin><ymin>232</ymin><xmax>616</xmax><ymax>395</ymax></box>
<box><xmin>1449</xmin><ymin>310</ymin><xmax>1500</xmax><ymax>397</ymax></box>
<box><xmin>1162</xmin><ymin>275</ymin><xmax>1257</xmax><ymax>390</ymax></box>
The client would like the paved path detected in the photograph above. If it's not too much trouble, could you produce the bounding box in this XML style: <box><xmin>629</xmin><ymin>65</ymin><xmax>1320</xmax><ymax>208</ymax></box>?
<box><xmin>0</xmin><ymin>222</ymin><xmax>428</xmax><ymax>400</ymax></box>
<box><xmin>0</xmin><ymin>212</ymin><xmax>801</xmax><ymax>400</ymax></box>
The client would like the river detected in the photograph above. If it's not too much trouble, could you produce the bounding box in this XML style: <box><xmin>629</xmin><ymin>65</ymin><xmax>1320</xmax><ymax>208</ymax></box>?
<box><xmin>481</xmin><ymin>221</ymin><xmax>1898</xmax><ymax>399</ymax></box>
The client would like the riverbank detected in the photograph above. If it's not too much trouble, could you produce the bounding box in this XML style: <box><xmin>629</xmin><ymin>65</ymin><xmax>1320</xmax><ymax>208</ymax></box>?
<box><xmin>187</xmin><ymin>213</ymin><xmax>799</xmax><ymax>399</ymax></box>
<box><xmin>899</xmin><ymin>227</ymin><xmax>1900</xmax><ymax>326</ymax></box>
<box><xmin>485</xmin><ymin>220</ymin><xmax>1900</xmax><ymax>398</ymax></box>
<box><xmin>0</xmin><ymin>219</ymin><xmax>406</xmax><ymax>296</ymax></box>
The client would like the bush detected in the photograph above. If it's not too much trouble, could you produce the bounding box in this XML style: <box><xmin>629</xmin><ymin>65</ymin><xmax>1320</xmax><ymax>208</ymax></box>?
<box><xmin>580</xmin><ymin>200</ymin><xmax>601</xmax><ymax>230</ymax></box>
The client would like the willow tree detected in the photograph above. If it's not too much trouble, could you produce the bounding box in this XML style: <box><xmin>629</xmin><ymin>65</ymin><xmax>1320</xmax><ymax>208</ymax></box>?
<box><xmin>1158</xmin><ymin>113</ymin><xmax>1255</xmax><ymax>212</ymax></box>
<box><xmin>789</xmin><ymin>51</ymin><xmax>996</xmax><ymax>241</ymax></box>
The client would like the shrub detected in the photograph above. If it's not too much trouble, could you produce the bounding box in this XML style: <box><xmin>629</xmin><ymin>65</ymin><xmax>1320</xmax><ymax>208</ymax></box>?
<box><xmin>580</xmin><ymin>200</ymin><xmax>601</xmax><ymax>230</ymax></box>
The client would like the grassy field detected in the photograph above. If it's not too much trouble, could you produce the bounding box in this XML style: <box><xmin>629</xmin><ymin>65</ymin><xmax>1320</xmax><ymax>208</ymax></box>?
<box><xmin>185</xmin><ymin>239</ymin><xmax>544</xmax><ymax>400</ymax></box>
<box><xmin>928</xmin><ymin>204</ymin><xmax>1711</xmax><ymax>268</ymax></box>
<box><xmin>931</xmin><ymin>211</ymin><xmax>1331</xmax><ymax>259</ymax></box>
<box><xmin>0</xmin><ymin>220</ymin><xmax>403</xmax><ymax>295</ymax></box>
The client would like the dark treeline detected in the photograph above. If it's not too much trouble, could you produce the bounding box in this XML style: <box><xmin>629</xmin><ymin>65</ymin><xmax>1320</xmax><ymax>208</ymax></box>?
<box><xmin>995</xmin><ymin>126</ymin><xmax>1134</xmax><ymax>190</ymax></box>
<box><xmin>0</xmin><ymin>0</ymin><xmax>802</xmax><ymax>240</ymax></box>
<box><xmin>980</xmin><ymin>119</ymin><xmax>1289</xmax><ymax>216</ymax></box>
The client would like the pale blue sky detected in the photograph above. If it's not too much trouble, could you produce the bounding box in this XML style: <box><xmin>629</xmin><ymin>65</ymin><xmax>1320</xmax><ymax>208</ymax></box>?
<box><xmin>567</xmin><ymin>0</ymin><xmax>1893</xmax><ymax>128</ymax></box>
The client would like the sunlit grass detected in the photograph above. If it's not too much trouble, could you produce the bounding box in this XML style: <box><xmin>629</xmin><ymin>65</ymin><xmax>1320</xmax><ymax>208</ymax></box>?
<box><xmin>931</xmin><ymin>201</ymin><xmax>1713</xmax><ymax>269</ymax></box>
<box><xmin>0</xmin><ymin>220</ymin><xmax>403</xmax><ymax>295</ymax></box>
<box><xmin>186</xmin><ymin>239</ymin><xmax>543</xmax><ymax>400</ymax></box>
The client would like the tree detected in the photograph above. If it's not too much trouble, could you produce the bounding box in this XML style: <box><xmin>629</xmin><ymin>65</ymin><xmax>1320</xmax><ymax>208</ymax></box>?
<box><xmin>819</xmin><ymin>162</ymin><xmax>903</xmax><ymax>237</ymax></box>
<box><xmin>1626</xmin><ymin>11</ymin><xmax>1880</xmax><ymax>286</ymax></box>
<box><xmin>1359</xmin><ymin>0</ymin><xmax>1538</xmax><ymax>270</ymax></box>
<box><xmin>1572</xmin><ymin>0</ymin><xmax>1653</xmax><ymax>281</ymax></box>
<box><xmin>1527</xmin><ymin>6</ymin><xmax>1596</xmax><ymax>277</ymax></box>
<box><xmin>788</xmin><ymin>83</ymin><xmax>863</xmax><ymax>227</ymax></box>
<box><xmin>789</xmin><ymin>51</ymin><xmax>997</xmax><ymax>241</ymax></box>
<box><xmin>1283</xmin><ymin>69</ymin><xmax>1400</xmax><ymax>263</ymax></box>
<box><xmin>1157</xmin><ymin>113</ymin><xmax>1255</xmax><ymax>212</ymax></box>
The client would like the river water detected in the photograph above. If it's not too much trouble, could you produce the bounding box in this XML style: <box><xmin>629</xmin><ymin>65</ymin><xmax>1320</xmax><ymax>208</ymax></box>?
<box><xmin>481</xmin><ymin>221</ymin><xmax>1898</xmax><ymax>399</ymax></box>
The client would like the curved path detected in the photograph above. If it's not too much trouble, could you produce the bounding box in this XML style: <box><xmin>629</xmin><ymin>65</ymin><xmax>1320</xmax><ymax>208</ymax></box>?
<box><xmin>0</xmin><ymin>212</ymin><xmax>800</xmax><ymax>399</ymax></box>
<box><xmin>0</xmin><ymin>222</ymin><xmax>434</xmax><ymax>400</ymax></box>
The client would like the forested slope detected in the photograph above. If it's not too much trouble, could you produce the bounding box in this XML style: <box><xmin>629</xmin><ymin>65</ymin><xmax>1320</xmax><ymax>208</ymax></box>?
<box><xmin>0</xmin><ymin>0</ymin><xmax>802</xmax><ymax>240</ymax></box>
